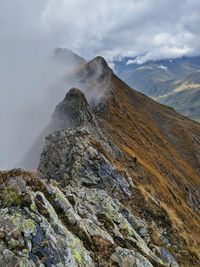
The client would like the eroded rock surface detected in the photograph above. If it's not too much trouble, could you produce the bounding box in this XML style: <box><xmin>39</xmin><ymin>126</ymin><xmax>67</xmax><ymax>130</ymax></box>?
<box><xmin>0</xmin><ymin>168</ymin><xmax>177</xmax><ymax>267</ymax></box>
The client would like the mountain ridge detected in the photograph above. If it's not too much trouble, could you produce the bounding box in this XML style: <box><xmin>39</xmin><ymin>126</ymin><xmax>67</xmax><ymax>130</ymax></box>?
<box><xmin>1</xmin><ymin>53</ymin><xmax>200</xmax><ymax>266</ymax></box>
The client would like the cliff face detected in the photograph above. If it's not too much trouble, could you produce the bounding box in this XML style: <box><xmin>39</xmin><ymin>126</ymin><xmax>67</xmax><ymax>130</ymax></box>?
<box><xmin>0</xmin><ymin>56</ymin><xmax>200</xmax><ymax>267</ymax></box>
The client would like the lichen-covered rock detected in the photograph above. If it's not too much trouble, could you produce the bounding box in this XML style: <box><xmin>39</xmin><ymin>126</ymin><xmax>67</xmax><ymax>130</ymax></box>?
<box><xmin>38</xmin><ymin>128</ymin><xmax>131</xmax><ymax>196</ymax></box>
<box><xmin>0</xmin><ymin>176</ymin><xmax>95</xmax><ymax>267</ymax></box>
<box><xmin>110</xmin><ymin>247</ymin><xmax>153</xmax><ymax>267</ymax></box>
<box><xmin>158</xmin><ymin>248</ymin><xmax>179</xmax><ymax>267</ymax></box>
<box><xmin>36</xmin><ymin>124</ymin><xmax>179</xmax><ymax>266</ymax></box>
<box><xmin>0</xmin><ymin>164</ymin><xmax>180</xmax><ymax>267</ymax></box>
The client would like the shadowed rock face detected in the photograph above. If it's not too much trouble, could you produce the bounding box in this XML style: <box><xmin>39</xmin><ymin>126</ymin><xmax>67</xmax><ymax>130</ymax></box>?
<box><xmin>11</xmin><ymin>54</ymin><xmax>200</xmax><ymax>266</ymax></box>
<box><xmin>52</xmin><ymin>88</ymin><xmax>95</xmax><ymax>129</ymax></box>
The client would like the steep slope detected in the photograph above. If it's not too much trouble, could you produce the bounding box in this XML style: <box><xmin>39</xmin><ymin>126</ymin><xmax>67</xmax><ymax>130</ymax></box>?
<box><xmin>115</xmin><ymin>56</ymin><xmax>200</xmax><ymax>121</ymax></box>
<box><xmin>4</xmin><ymin>56</ymin><xmax>200</xmax><ymax>266</ymax></box>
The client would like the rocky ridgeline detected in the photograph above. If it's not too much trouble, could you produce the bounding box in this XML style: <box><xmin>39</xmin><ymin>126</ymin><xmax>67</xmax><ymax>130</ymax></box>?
<box><xmin>21</xmin><ymin>56</ymin><xmax>113</xmax><ymax>170</ymax></box>
<box><xmin>0</xmin><ymin>88</ymin><xmax>180</xmax><ymax>267</ymax></box>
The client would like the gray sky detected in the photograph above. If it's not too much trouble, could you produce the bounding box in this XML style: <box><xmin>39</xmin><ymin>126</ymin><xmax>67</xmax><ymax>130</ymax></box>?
<box><xmin>0</xmin><ymin>0</ymin><xmax>200</xmax><ymax>169</ymax></box>
<box><xmin>1</xmin><ymin>0</ymin><xmax>200</xmax><ymax>61</ymax></box>
<box><xmin>40</xmin><ymin>0</ymin><xmax>200</xmax><ymax>62</ymax></box>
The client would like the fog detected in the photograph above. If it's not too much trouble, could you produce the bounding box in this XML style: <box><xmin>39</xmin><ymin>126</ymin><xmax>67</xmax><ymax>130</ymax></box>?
<box><xmin>0</xmin><ymin>46</ymin><xmax>71</xmax><ymax>169</ymax></box>
<box><xmin>1</xmin><ymin>0</ymin><xmax>200</xmax><ymax>169</ymax></box>
<box><xmin>0</xmin><ymin>1</ymin><xmax>79</xmax><ymax>169</ymax></box>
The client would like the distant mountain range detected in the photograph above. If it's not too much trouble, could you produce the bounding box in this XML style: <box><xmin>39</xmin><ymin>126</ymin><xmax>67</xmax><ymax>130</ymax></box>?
<box><xmin>114</xmin><ymin>56</ymin><xmax>200</xmax><ymax>122</ymax></box>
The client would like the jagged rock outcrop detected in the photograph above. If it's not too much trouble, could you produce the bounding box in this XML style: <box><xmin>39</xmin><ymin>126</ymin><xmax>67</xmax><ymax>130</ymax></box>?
<box><xmin>38</xmin><ymin>128</ymin><xmax>130</xmax><ymax>195</ymax></box>
<box><xmin>0</xmin><ymin>165</ymin><xmax>178</xmax><ymax>267</ymax></box>
<box><xmin>0</xmin><ymin>170</ymin><xmax>95</xmax><ymax>267</ymax></box>
<box><xmin>51</xmin><ymin>88</ymin><xmax>97</xmax><ymax>130</ymax></box>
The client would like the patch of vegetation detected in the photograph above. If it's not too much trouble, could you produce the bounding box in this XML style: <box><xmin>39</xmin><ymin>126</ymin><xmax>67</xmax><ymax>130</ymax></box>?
<box><xmin>0</xmin><ymin>169</ymin><xmax>43</xmax><ymax>209</ymax></box>
<box><xmin>0</xmin><ymin>168</ymin><xmax>47</xmax><ymax>193</ymax></box>
<box><xmin>0</xmin><ymin>185</ymin><xmax>24</xmax><ymax>208</ymax></box>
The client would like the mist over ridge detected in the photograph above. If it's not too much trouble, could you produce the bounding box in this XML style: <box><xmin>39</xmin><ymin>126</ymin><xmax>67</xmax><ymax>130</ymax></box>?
<box><xmin>1</xmin><ymin>0</ymin><xmax>200</xmax><ymax>168</ymax></box>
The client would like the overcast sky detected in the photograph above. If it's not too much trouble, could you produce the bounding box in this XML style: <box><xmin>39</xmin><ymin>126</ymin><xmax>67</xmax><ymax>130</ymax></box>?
<box><xmin>1</xmin><ymin>0</ymin><xmax>200</xmax><ymax>62</ymax></box>
<box><xmin>0</xmin><ymin>0</ymin><xmax>200</xmax><ymax>169</ymax></box>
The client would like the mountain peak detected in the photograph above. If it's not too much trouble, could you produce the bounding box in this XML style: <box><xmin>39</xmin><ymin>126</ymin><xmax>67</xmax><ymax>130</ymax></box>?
<box><xmin>65</xmin><ymin>87</ymin><xmax>87</xmax><ymax>101</ymax></box>
<box><xmin>51</xmin><ymin>87</ymin><xmax>96</xmax><ymax>130</ymax></box>
<box><xmin>75</xmin><ymin>56</ymin><xmax>113</xmax><ymax>104</ymax></box>
<box><xmin>78</xmin><ymin>56</ymin><xmax>111</xmax><ymax>80</ymax></box>
<box><xmin>54</xmin><ymin>47</ymin><xmax>86</xmax><ymax>66</ymax></box>
<box><xmin>89</xmin><ymin>56</ymin><xmax>109</xmax><ymax>68</ymax></box>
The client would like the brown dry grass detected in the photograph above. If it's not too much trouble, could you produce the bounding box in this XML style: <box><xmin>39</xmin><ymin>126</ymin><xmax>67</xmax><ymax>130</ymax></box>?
<box><xmin>0</xmin><ymin>168</ymin><xmax>45</xmax><ymax>191</ymax></box>
<box><xmin>95</xmin><ymin>74</ymin><xmax>200</xmax><ymax>266</ymax></box>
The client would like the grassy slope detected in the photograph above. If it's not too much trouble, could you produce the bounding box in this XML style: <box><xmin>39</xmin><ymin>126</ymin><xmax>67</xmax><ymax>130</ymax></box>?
<box><xmin>95</xmin><ymin>73</ymin><xmax>200</xmax><ymax>266</ymax></box>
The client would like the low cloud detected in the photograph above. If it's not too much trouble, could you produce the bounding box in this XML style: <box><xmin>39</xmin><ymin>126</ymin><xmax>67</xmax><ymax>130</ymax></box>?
<box><xmin>39</xmin><ymin>0</ymin><xmax>200</xmax><ymax>62</ymax></box>
<box><xmin>0</xmin><ymin>0</ymin><xmax>200</xmax><ymax>168</ymax></box>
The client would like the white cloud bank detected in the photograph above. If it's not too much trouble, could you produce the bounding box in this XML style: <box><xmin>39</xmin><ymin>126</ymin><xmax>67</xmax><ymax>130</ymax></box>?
<box><xmin>38</xmin><ymin>0</ymin><xmax>200</xmax><ymax>62</ymax></box>
<box><xmin>1</xmin><ymin>0</ymin><xmax>200</xmax><ymax>62</ymax></box>
<box><xmin>0</xmin><ymin>0</ymin><xmax>200</xmax><ymax>168</ymax></box>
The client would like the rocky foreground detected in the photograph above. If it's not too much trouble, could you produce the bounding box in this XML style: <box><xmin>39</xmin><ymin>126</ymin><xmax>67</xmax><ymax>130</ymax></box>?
<box><xmin>0</xmin><ymin>56</ymin><xmax>200</xmax><ymax>266</ymax></box>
